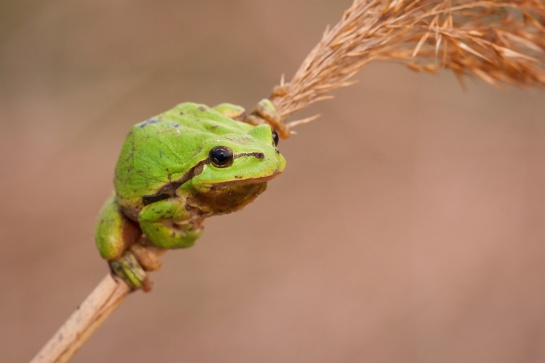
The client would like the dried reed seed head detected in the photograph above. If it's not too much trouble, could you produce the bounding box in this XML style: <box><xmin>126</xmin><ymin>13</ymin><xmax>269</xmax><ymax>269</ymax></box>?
<box><xmin>270</xmin><ymin>0</ymin><xmax>545</xmax><ymax>137</ymax></box>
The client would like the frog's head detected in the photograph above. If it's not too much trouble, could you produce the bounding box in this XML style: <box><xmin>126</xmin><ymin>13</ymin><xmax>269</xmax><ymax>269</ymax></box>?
<box><xmin>183</xmin><ymin>124</ymin><xmax>285</xmax><ymax>213</ymax></box>
<box><xmin>192</xmin><ymin>124</ymin><xmax>285</xmax><ymax>191</ymax></box>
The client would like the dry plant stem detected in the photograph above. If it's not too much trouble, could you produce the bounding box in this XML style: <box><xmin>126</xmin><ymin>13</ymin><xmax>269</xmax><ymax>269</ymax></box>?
<box><xmin>271</xmin><ymin>0</ymin><xmax>545</xmax><ymax>134</ymax></box>
<box><xmin>30</xmin><ymin>274</ymin><xmax>130</xmax><ymax>363</ymax></box>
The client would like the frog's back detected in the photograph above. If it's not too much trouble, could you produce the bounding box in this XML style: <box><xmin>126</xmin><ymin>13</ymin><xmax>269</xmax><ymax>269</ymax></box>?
<box><xmin>114</xmin><ymin>102</ymin><xmax>253</xmax><ymax>207</ymax></box>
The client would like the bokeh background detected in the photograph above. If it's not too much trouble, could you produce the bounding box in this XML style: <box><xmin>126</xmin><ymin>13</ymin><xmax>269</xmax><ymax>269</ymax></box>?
<box><xmin>2</xmin><ymin>1</ymin><xmax>545</xmax><ymax>362</ymax></box>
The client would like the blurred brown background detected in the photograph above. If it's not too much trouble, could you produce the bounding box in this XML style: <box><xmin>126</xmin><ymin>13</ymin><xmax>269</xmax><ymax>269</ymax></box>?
<box><xmin>2</xmin><ymin>1</ymin><xmax>545</xmax><ymax>362</ymax></box>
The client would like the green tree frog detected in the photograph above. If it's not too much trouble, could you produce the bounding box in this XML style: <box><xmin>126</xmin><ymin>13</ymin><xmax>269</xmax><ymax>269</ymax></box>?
<box><xmin>95</xmin><ymin>100</ymin><xmax>286</xmax><ymax>290</ymax></box>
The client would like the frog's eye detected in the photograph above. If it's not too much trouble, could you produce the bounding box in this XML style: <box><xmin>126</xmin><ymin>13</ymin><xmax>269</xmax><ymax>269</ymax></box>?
<box><xmin>209</xmin><ymin>146</ymin><xmax>234</xmax><ymax>168</ymax></box>
<box><xmin>272</xmin><ymin>130</ymin><xmax>279</xmax><ymax>146</ymax></box>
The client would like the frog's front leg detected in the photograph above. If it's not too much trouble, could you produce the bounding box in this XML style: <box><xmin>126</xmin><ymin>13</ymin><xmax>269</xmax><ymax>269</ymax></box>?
<box><xmin>247</xmin><ymin>99</ymin><xmax>289</xmax><ymax>139</ymax></box>
<box><xmin>215</xmin><ymin>100</ymin><xmax>287</xmax><ymax>139</ymax></box>
<box><xmin>138</xmin><ymin>197</ymin><xmax>203</xmax><ymax>249</ymax></box>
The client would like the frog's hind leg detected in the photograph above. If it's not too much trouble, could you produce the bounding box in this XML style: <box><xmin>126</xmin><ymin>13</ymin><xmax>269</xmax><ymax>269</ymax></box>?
<box><xmin>95</xmin><ymin>193</ymin><xmax>149</xmax><ymax>290</ymax></box>
<box><xmin>96</xmin><ymin>193</ymin><xmax>137</xmax><ymax>260</ymax></box>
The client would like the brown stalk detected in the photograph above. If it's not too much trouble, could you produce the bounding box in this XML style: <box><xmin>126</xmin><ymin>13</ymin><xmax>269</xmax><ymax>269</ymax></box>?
<box><xmin>270</xmin><ymin>0</ymin><xmax>545</xmax><ymax>137</ymax></box>
<box><xmin>31</xmin><ymin>275</ymin><xmax>130</xmax><ymax>363</ymax></box>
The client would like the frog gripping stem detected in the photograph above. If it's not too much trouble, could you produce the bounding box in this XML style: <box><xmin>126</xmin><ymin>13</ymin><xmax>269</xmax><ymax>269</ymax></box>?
<box><xmin>109</xmin><ymin>251</ymin><xmax>150</xmax><ymax>292</ymax></box>
<box><xmin>246</xmin><ymin>99</ymin><xmax>291</xmax><ymax>139</ymax></box>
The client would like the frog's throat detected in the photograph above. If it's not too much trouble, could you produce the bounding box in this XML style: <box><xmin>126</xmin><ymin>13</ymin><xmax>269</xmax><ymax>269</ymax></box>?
<box><xmin>186</xmin><ymin>181</ymin><xmax>268</xmax><ymax>217</ymax></box>
<box><xmin>141</xmin><ymin>152</ymin><xmax>272</xmax><ymax>206</ymax></box>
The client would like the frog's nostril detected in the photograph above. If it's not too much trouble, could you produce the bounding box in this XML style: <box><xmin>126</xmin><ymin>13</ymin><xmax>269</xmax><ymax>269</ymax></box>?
<box><xmin>255</xmin><ymin>152</ymin><xmax>264</xmax><ymax>160</ymax></box>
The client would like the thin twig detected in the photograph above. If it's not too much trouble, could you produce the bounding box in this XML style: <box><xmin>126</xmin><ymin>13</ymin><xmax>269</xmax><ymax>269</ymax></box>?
<box><xmin>30</xmin><ymin>275</ymin><xmax>130</xmax><ymax>363</ymax></box>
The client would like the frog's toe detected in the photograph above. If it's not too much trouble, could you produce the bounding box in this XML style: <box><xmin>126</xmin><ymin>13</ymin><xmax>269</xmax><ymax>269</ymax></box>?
<box><xmin>247</xmin><ymin>99</ymin><xmax>290</xmax><ymax>139</ymax></box>
<box><xmin>109</xmin><ymin>252</ymin><xmax>152</xmax><ymax>292</ymax></box>
<box><xmin>213</xmin><ymin>103</ymin><xmax>246</xmax><ymax>121</ymax></box>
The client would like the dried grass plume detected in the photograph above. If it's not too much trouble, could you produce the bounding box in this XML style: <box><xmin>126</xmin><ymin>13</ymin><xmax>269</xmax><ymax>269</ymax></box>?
<box><xmin>270</xmin><ymin>0</ymin><xmax>545</xmax><ymax>137</ymax></box>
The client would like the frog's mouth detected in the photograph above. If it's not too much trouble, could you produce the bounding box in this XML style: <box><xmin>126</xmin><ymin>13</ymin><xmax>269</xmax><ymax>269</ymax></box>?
<box><xmin>207</xmin><ymin>171</ymin><xmax>281</xmax><ymax>188</ymax></box>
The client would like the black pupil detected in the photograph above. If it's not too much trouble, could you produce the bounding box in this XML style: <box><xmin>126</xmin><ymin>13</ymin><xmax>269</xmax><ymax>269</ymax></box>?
<box><xmin>272</xmin><ymin>130</ymin><xmax>279</xmax><ymax>146</ymax></box>
<box><xmin>209</xmin><ymin>146</ymin><xmax>234</xmax><ymax>167</ymax></box>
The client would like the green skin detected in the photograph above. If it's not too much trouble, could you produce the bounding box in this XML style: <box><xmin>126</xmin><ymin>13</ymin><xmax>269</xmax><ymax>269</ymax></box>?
<box><xmin>96</xmin><ymin>101</ymin><xmax>286</xmax><ymax>290</ymax></box>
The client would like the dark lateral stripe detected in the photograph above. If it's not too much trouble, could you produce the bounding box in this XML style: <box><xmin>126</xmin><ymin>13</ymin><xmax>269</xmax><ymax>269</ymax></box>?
<box><xmin>142</xmin><ymin>193</ymin><xmax>170</xmax><ymax>206</ymax></box>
